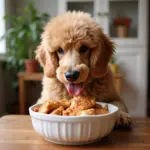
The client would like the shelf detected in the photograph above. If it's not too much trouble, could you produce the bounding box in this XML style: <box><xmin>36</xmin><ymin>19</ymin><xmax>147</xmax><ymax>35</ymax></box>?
<box><xmin>18</xmin><ymin>72</ymin><xmax>43</xmax><ymax>81</ymax></box>
<box><xmin>111</xmin><ymin>38</ymin><xmax>144</xmax><ymax>47</ymax></box>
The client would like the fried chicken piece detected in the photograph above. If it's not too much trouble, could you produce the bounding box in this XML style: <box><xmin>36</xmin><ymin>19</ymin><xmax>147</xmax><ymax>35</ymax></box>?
<box><xmin>63</xmin><ymin>108</ymin><xmax>77</xmax><ymax>116</ymax></box>
<box><xmin>63</xmin><ymin>108</ymin><xmax>84</xmax><ymax>116</ymax></box>
<box><xmin>77</xmin><ymin>109</ymin><xmax>96</xmax><ymax>116</ymax></box>
<box><xmin>33</xmin><ymin>107</ymin><xmax>39</xmax><ymax>112</ymax></box>
<box><xmin>63</xmin><ymin>107</ymin><xmax>109</xmax><ymax>116</ymax></box>
<box><xmin>39</xmin><ymin>101</ymin><xmax>60</xmax><ymax>114</ymax></box>
<box><xmin>95</xmin><ymin>104</ymin><xmax>109</xmax><ymax>115</ymax></box>
<box><xmin>50</xmin><ymin>106</ymin><xmax>64</xmax><ymax>115</ymax></box>
<box><xmin>63</xmin><ymin>96</ymin><xmax>96</xmax><ymax>116</ymax></box>
<box><xmin>38</xmin><ymin>99</ymin><xmax>70</xmax><ymax>114</ymax></box>
<box><xmin>62</xmin><ymin>108</ymin><xmax>72</xmax><ymax>116</ymax></box>
<box><xmin>95</xmin><ymin>104</ymin><xmax>103</xmax><ymax>109</ymax></box>
<box><xmin>104</xmin><ymin>104</ymin><xmax>108</xmax><ymax>111</ymax></box>
<box><xmin>95</xmin><ymin>109</ymin><xmax>109</xmax><ymax>114</ymax></box>
<box><xmin>37</xmin><ymin>97</ymin><xmax>109</xmax><ymax>116</ymax></box>
<box><xmin>94</xmin><ymin>104</ymin><xmax>109</xmax><ymax>114</ymax></box>
<box><xmin>66</xmin><ymin>103</ymin><xmax>108</xmax><ymax>116</ymax></box>
<box><xmin>57</xmin><ymin>99</ymin><xmax>71</xmax><ymax>109</ymax></box>
<box><xmin>70</xmin><ymin>96</ymin><xmax>96</xmax><ymax>110</ymax></box>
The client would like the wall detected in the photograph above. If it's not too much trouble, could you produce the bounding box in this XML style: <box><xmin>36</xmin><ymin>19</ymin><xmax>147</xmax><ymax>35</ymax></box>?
<box><xmin>13</xmin><ymin>0</ymin><xmax>58</xmax><ymax>17</ymax></box>
<box><xmin>148</xmin><ymin>0</ymin><xmax>150</xmax><ymax>116</ymax></box>
<box><xmin>0</xmin><ymin>62</ymin><xmax>5</xmax><ymax>115</ymax></box>
<box><xmin>5</xmin><ymin>0</ymin><xmax>16</xmax><ymax>28</ymax></box>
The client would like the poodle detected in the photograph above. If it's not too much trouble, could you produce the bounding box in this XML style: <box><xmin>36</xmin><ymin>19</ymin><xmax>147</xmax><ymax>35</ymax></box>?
<box><xmin>35</xmin><ymin>11</ymin><xmax>132</xmax><ymax>127</ymax></box>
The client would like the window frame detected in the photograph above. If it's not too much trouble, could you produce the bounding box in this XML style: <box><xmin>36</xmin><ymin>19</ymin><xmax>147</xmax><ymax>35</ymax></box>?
<box><xmin>0</xmin><ymin>0</ymin><xmax>6</xmax><ymax>54</ymax></box>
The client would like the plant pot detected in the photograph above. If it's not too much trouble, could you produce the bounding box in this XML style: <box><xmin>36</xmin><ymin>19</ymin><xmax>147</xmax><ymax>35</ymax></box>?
<box><xmin>110</xmin><ymin>64</ymin><xmax>119</xmax><ymax>74</ymax></box>
<box><xmin>116</xmin><ymin>26</ymin><xmax>128</xmax><ymax>37</ymax></box>
<box><xmin>24</xmin><ymin>59</ymin><xmax>39</xmax><ymax>72</ymax></box>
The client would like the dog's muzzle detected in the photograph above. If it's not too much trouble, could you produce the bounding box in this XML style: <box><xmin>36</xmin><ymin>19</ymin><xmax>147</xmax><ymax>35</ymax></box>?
<box><xmin>65</xmin><ymin>70</ymin><xmax>80</xmax><ymax>82</ymax></box>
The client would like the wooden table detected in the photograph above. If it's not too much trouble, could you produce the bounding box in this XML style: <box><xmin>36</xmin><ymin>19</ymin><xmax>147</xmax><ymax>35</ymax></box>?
<box><xmin>0</xmin><ymin>115</ymin><xmax>150</xmax><ymax>150</ymax></box>
<box><xmin>18</xmin><ymin>72</ymin><xmax>122</xmax><ymax>114</ymax></box>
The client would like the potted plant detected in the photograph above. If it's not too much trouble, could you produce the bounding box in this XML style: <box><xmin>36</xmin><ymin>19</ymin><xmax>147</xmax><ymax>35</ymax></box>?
<box><xmin>113</xmin><ymin>16</ymin><xmax>131</xmax><ymax>37</ymax></box>
<box><xmin>109</xmin><ymin>55</ymin><xmax>119</xmax><ymax>74</ymax></box>
<box><xmin>1</xmin><ymin>3</ymin><xmax>49</xmax><ymax>74</ymax></box>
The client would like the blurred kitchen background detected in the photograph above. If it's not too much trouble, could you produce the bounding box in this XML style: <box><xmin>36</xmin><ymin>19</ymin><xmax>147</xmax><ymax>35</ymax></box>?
<box><xmin>0</xmin><ymin>0</ymin><xmax>149</xmax><ymax>117</ymax></box>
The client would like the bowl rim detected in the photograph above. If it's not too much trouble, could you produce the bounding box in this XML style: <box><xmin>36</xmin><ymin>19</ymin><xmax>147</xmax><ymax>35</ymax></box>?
<box><xmin>29</xmin><ymin>102</ymin><xmax>119</xmax><ymax>119</ymax></box>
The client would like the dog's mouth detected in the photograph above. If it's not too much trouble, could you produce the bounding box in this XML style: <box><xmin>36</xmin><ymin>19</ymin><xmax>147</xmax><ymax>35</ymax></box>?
<box><xmin>65</xmin><ymin>83</ymin><xmax>83</xmax><ymax>96</ymax></box>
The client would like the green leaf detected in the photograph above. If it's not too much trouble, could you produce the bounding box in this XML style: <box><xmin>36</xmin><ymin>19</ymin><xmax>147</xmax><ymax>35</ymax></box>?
<box><xmin>10</xmin><ymin>39</ymin><xmax>16</xmax><ymax>47</ymax></box>
<box><xmin>7</xmin><ymin>56</ymin><xmax>15</xmax><ymax>63</ymax></box>
<box><xmin>2</xmin><ymin>28</ymin><xmax>16</xmax><ymax>40</ymax></box>
<box><xmin>17</xmin><ymin>16</ymin><xmax>24</xmax><ymax>24</ymax></box>
<box><xmin>18</xmin><ymin>30</ymin><xmax>26</xmax><ymax>38</ymax></box>
<box><xmin>42</xmin><ymin>13</ymin><xmax>49</xmax><ymax>20</ymax></box>
<box><xmin>110</xmin><ymin>55</ymin><xmax>117</xmax><ymax>64</ymax></box>
<box><xmin>29</xmin><ymin>23</ymin><xmax>37</xmax><ymax>41</ymax></box>
<box><xmin>29</xmin><ymin>23</ymin><xmax>36</xmax><ymax>31</ymax></box>
<box><xmin>3</xmin><ymin>14</ymin><xmax>8</xmax><ymax>20</ymax></box>
<box><xmin>19</xmin><ymin>59</ymin><xmax>24</xmax><ymax>66</ymax></box>
<box><xmin>12</xmin><ymin>80</ymin><xmax>18</xmax><ymax>88</ymax></box>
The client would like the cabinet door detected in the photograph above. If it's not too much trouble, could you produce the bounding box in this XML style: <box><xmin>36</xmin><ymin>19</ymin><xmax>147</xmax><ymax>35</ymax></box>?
<box><xmin>58</xmin><ymin>0</ymin><xmax>109</xmax><ymax>32</ymax></box>
<box><xmin>116</xmin><ymin>47</ymin><xmax>147</xmax><ymax>117</ymax></box>
<box><xmin>95</xmin><ymin>0</ymin><xmax>109</xmax><ymax>34</ymax></box>
<box><xmin>58</xmin><ymin>0</ymin><xmax>96</xmax><ymax>18</ymax></box>
<box><xmin>97</xmin><ymin>0</ymin><xmax>148</xmax><ymax>47</ymax></box>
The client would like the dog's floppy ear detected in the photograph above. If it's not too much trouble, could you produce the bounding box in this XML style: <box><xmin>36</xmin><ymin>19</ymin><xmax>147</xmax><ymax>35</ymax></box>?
<box><xmin>35</xmin><ymin>45</ymin><xmax>58</xmax><ymax>77</ymax></box>
<box><xmin>90</xmin><ymin>33</ymin><xmax>114</xmax><ymax>78</ymax></box>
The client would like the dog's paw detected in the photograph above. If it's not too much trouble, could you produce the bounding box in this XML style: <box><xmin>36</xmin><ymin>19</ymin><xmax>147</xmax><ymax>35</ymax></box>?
<box><xmin>115</xmin><ymin>111</ymin><xmax>132</xmax><ymax>128</ymax></box>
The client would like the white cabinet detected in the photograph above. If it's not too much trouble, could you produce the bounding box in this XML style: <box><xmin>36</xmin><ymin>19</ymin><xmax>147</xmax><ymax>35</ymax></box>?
<box><xmin>58</xmin><ymin>0</ymin><xmax>148</xmax><ymax>47</ymax></box>
<box><xmin>57</xmin><ymin>0</ymin><xmax>148</xmax><ymax>116</ymax></box>
<box><xmin>116</xmin><ymin>47</ymin><xmax>147</xmax><ymax>116</ymax></box>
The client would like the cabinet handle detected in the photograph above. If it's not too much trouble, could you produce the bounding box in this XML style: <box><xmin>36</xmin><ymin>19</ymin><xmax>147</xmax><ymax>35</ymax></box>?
<box><xmin>97</xmin><ymin>12</ymin><xmax>109</xmax><ymax>17</ymax></box>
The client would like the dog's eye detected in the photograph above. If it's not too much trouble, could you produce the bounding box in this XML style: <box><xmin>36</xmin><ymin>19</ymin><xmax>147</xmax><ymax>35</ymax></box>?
<box><xmin>79</xmin><ymin>46</ymin><xmax>89</xmax><ymax>53</ymax></box>
<box><xmin>57</xmin><ymin>48</ymin><xmax>64</xmax><ymax>54</ymax></box>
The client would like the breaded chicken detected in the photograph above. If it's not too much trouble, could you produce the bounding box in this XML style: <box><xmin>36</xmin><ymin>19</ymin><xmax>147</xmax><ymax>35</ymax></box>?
<box><xmin>33</xmin><ymin>107</ymin><xmax>39</xmax><ymax>112</ymax></box>
<box><xmin>63</xmin><ymin>96</ymin><xmax>96</xmax><ymax>116</ymax></box>
<box><xmin>70</xmin><ymin>96</ymin><xmax>96</xmax><ymax>110</ymax></box>
<box><xmin>77</xmin><ymin>109</ymin><xmax>96</xmax><ymax>116</ymax></box>
<box><xmin>38</xmin><ymin>99</ymin><xmax>70</xmax><ymax>114</ymax></box>
<box><xmin>95</xmin><ymin>109</ymin><xmax>109</xmax><ymax>114</ymax></box>
<box><xmin>57</xmin><ymin>99</ymin><xmax>71</xmax><ymax>109</ymax></box>
<box><xmin>39</xmin><ymin>101</ymin><xmax>60</xmax><ymax>113</ymax></box>
<box><xmin>63</xmin><ymin>108</ymin><xmax>78</xmax><ymax>116</ymax></box>
<box><xmin>35</xmin><ymin>97</ymin><xmax>109</xmax><ymax>116</ymax></box>
<box><xmin>95</xmin><ymin>104</ymin><xmax>109</xmax><ymax>114</ymax></box>
<box><xmin>95</xmin><ymin>104</ymin><xmax>103</xmax><ymax>109</ymax></box>
<box><xmin>50</xmin><ymin>106</ymin><xmax>64</xmax><ymax>115</ymax></box>
<box><xmin>104</xmin><ymin>104</ymin><xmax>108</xmax><ymax>111</ymax></box>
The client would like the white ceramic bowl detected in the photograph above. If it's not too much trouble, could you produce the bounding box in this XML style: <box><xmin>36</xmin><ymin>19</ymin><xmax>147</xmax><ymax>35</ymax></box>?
<box><xmin>29</xmin><ymin>102</ymin><xmax>118</xmax><ymax>145</ymax></box>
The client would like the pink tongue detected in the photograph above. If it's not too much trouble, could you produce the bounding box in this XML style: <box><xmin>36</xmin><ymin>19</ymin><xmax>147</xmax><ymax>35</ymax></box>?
<box><xmin>66</xmin><ymin>83</ymin><xmax>82</xmax><ymax>96</ymax></box>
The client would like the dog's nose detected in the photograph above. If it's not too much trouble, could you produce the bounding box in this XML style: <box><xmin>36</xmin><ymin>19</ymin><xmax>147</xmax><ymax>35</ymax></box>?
<box><xmin>65</xmin><ymin>70</ymin><xmax>80</xmax><ymax>82</ymax></box>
